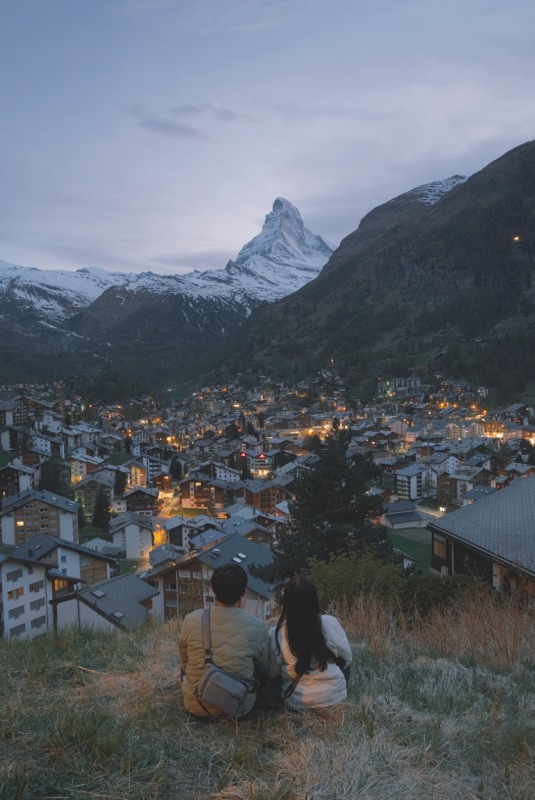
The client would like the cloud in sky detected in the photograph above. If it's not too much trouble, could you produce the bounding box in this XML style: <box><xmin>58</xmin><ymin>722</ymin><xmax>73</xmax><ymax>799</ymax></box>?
<box><xmin>128</xmin><ymin>104</ymin><xmax>212</xmax><ymax>140</ymax></box>
<box><xmin>1</xmin><ymin>0</ymin><xmax>535</xmax><ymax>274</ymax></box>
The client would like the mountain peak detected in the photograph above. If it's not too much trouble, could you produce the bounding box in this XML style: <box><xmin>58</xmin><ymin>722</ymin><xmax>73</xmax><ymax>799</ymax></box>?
<box><xmin>234</xmin><ymin>198</ymin><xmax>333</xmax><ymax>270</ymax></box>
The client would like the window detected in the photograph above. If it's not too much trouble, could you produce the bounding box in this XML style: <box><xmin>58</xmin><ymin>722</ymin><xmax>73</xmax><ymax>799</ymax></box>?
<box><xmin>30</xmin><ymin>598</ymin><xmax>45</xmax><ymax>612</ymax></box>
<box><xmin>10</xmin><ymin>623</ymin><xmax>26</xmax><ymax>638</ymax></box>
<box><xmin>433</xmin><ymin>535</ymin><xmax>447</xmax><ymax>560</ymax></box>
<box><xmin>29</xmin><ymin>580</ymin><xmax>44</xmax><ymax>593</ymax></box>
<box><xmin>6</xmin><ymin>568</ymin><xmax>23</xmax><ymax>582</ymax></box>
<box><xmin>31</xmin><ymin>616</ymin><xmax>46</xmax><ymax>629</ymax></box>
<box><xmin>7</xmin><ymin>587</ymin><xmax>24</xmax><ymax>600</ymax></box>
<box><xmin>165</xmin><ymin>582</ymin><xmax>177</xmax><ymax>591</ymax></box>
<box><xmin>8</xmin><ymin>605</ymin><xmax>24</xmax><ymax>619</ymax></box>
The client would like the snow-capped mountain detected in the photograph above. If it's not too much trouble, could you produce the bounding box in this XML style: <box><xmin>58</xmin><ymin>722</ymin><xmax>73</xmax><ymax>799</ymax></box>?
<box><xmin>0</xmin><ymin>198</ymin><xmax>333</xmax><ymax>388</ymax></box>
<box><xmin>0</xmin><ymin>198</ymin><xmax>332</xmax><ymax>328</ymax></box>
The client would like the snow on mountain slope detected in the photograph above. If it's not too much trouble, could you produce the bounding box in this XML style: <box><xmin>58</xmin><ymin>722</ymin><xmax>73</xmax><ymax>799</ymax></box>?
<box><xmin>0</xmin><ymin>198</ymin><xmax>333</xmax><ymax>324</ymax></box>
<box><xmin>405</xmin><ymin>175</ymin><xmax>468</xmax><ymax>206</ymax></box>
<box><xmin>0</xmin><ymin>261</ymin><xmax>136</xmax><ymax>324</ymax></box>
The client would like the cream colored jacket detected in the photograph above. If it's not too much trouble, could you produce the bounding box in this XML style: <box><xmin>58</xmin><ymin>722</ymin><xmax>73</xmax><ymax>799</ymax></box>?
<box><xmin>268</xmin><ymin>614</ymin><xmax>352</xmax><ymax>710</ymax></box>
<box><xmin>179</xmin><ymin>605</ymin><xmax>269</xmax><ymax>718</ymax></box>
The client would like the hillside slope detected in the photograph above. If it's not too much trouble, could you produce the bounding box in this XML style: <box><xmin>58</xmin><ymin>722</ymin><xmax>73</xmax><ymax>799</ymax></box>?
<box><xmin>1</xmin><ymin>594</ymin><xmax>534</xmax><ymax>799</ymax></box>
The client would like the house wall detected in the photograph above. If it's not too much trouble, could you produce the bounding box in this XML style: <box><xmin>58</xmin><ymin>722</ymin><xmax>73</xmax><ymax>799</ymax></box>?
<box><xmin>55</xmin><ymin>597</ymin><xmax>81</xmax><ymax>629</ymax></box>
<box><xmin>1</xmin><ymin>501</ymin><xmax>78</xmax><ymax>546</ymax></box>
<box><xmin>112</xmin><ymin>524</ymin><xmax>153</xmax><ymax>559</ymax></box>
<box><xmin>0</xmin><ymin>561</ymin><xmax>52</xmax><ymax>640</ymax></box>
<box><xmin>78</xmin><ymin>603</ymin><xmax>117</xmax><ymax>632</ymax></box>
<box><xmin>80</xmin><ymin>557</ymin><xmax>110</xmax><ymax>586</ymax></box>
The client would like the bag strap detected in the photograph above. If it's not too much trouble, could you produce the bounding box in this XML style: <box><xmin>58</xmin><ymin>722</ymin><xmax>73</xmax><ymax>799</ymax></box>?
<box><xmin>201</xmin><ymin>608</ymin><xmax>214</xmax><ymax>665</ymax></box>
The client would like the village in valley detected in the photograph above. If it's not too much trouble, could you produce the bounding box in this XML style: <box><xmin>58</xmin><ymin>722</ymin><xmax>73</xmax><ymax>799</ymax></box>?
<box><xmin>2</xmin><ymin>366</ymin><xmax>535</xmax><ymax>642</ymax></box>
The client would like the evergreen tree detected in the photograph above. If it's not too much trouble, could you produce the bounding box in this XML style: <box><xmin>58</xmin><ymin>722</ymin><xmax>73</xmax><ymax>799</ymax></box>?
<box><xmin>77</xmin><ymin>503</ymin><xmax>87</xmax><ymax>530</ymax></box>
<box><xmin>92</xmin><ymin>488</ymin><xmax>111</xmax><ymax>531</ymax></box>
<box><xmin>258</xmin><ymin>430</ymin><xmax>388</xmax><ymax>581</ymax></box>
<box><xmin>39</xmin><ymin>456</ymin><xmax>72</xmax><ymax>497</ymax></box>
<box><xmin>169</xmin><ymin>457</ymin><xmax>183</xmax><ymax>481</ymax></box>
<box><xmin>114</xmin><ymin>469</ymin><xmax>128</xmax><ymax>497</ymax></box>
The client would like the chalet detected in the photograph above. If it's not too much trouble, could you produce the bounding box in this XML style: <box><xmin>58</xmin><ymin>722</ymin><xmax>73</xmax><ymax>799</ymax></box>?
<box><xmin>10</xmin><ymin>532</ymin><xmax>114</xmax><ymax>587</ymax></box>
<box><xmin>380</xmin><ymin>501</ymin><xmax>431</xmax><ymax>529</ymax></box>
<box><xmin>394</xmin><ymin>464</ymin><xmax>432</xmax><ymax>501</ymax></box>
<box><xmin>179</xmin><ymin>473</ymin><xmax>234</xmax><ymax>511</ymax></box>
<box><xmin>122</xmin><ymin>486</ymin><xmax>159</xmax><ymax>516</ymax></box>
<box><xmin>220</xmin><ymin>515</ymin><xmax>274</xmax><ymax>547</ymax></box>
<box><xmin>54</xmin><ymin>573</ymin><xmax>159</xmax><ymax>633</ymax></box>
<box><xmin>73</xmin><ymin>474</ymin><xmax>115</xmax><ymax>521</ymax></box>
<box><xmin>164</xmin><ymin>516</ymin><xmax>207</xmax><ymax>550</ymax></box>
<box><xmin>242</xmin><ymin>477</ymin><xmax>294</xmax><ymax>516</ymax></box>
<box><xmin>503</xmin><ymin>462</ymin><xmax>535</xmax><ymax>480</ymax></box>
<box><xmin>0</xmin><ymin>533</ymin><xmax>115</xmax><ymax>640</ymax></box>
<box><xmin>196</xmin><ymin>460</ymin><xmax>241</xmax><ymax>483</ymax></box>
<box><xmin>67</xmin><ymin>452</ymin><xmax>103</xmax><ymax>483</ymax></box>
<box><xmin>0</xmin><ymin>552</ymin><xmax>77</xmax><ymax>640</ymax></box>
<box><xmin>0</xmin><ymin>462</ymin><xmax>36</xmax><ymax>498</ymax></box>
<box><xmin>0</xmin><ymin>399</ymin><xmax>17</xmax><ymax>427</ymax></box>
<box><xmin>31</xmin><ymin>431</ymin><xmax>65</xmax><ymax>458</ymax></box>
<box><xmin>428</xmin><ymin>476</ymin><xmax>535</xmax><ymax>597</ymax></box>
<box><xmin>437</xmin><ymin>467</ymin><xmax>492</xmax><ymax>509</ymax></box>
<box><xmin>140</xmin><ymin>532</ymin><xmax>274</xmax><ymax>621</ymax></box>
<box><xmin>1</xmin><ymin>489</ymin><xmax>79</xmax><ymax>546</ymax></box>
<box><xmin>109</xmin><ymin>513</ymin><xmax>154</xmax><ymax>560</ymax></box>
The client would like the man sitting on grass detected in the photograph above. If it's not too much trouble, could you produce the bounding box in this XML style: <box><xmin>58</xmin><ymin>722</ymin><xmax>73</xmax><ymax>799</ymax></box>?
<box><xmin>179</xmin><ymin>562</ymin><xmax>270</xmax><ymax>719</ymax></box>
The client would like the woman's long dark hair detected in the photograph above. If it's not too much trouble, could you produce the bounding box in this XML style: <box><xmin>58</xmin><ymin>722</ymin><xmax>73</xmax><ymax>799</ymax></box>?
<box><xmin>275</xmin><ymin>576</ymin><xmax>331</xmax><ymax>675</ymax></box>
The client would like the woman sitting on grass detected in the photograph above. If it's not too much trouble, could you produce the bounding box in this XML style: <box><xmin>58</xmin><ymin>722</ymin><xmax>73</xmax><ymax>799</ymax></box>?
<box><xmin>268</xmin><ymin>575</ymin><xmax>352</xmax><ymax>710</ymax></box>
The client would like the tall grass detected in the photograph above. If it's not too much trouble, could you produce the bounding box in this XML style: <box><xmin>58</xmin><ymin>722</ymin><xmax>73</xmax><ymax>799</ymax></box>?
<box><xmin>1</xmin><ymin>592</ymin><xmax>534</xmax><ymax>799</ymax></box>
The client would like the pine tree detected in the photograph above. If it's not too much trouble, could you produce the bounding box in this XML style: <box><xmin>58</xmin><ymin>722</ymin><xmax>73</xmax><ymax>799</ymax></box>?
<box><xmin>92</xmin><ymin>488</ymin><xmax>111</xmax><ymax>531</ymax></box>
<box><xmin>258</xmin><ymin>430</ymin><xmax>388</xmax><ymax>581</ymax></box>
<box><xmin>39</xmin><ymin>456</ymin><xmax>72</xmax><ymax>497</ymax></box>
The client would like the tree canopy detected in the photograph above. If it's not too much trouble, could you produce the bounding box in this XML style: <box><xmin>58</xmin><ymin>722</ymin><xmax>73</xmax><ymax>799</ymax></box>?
<box><xmin>259</xmin><ymin>429</ymin><xmax>388</xmax><ymax>581</ymax></box>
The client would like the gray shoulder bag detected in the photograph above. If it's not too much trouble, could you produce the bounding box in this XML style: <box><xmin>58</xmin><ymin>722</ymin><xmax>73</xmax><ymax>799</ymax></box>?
<box><xmin>194</xmin><ymin>608</ymin><xmax>256</xmax><ymax>717</ymax></box>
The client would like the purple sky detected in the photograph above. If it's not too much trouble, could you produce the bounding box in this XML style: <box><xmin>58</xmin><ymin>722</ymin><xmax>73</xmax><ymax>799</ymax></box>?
<box><xmin>1</xmin><ymin>0</ymin><xmax>534</xmax><ymax>274</ymax></box>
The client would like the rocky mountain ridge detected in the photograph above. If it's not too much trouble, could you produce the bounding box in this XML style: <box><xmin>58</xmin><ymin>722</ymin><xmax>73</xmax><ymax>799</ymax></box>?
<box><xmin>0</xmin><ymin>198</ymin><xmax>332</xmax><ymax>392</ymax></box>
<box><xmin>213</xmin><ymin>140</ymin><xmax>535</xmax><ymax>402</ymax></box>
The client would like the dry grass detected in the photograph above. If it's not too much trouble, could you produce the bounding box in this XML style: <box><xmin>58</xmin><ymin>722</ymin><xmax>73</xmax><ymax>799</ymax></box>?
<box><xmin>1</xmin><ymin>593</ymin><xmax>535</xmax><ymax>800</ymax></box>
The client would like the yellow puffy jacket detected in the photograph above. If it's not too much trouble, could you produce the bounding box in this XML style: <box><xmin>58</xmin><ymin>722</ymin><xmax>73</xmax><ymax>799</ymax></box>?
<box><xmin>179</xmin><ymin>605</ymin><xmax>270</xmax><ymax>718</ymax></box>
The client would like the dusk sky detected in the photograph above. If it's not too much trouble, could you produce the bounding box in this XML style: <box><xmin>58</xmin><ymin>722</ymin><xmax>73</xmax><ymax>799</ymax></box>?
<box><xmin>2</xmin><ymin>0</ymin><xmax>535</xmax><ymax>275</ymax></box>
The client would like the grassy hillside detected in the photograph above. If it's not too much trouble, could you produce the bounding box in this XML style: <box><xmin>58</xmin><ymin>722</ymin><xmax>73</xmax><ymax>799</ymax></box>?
<box><xmin>1</xmin><ymin>593</ymin><xmax>534</xmax><ymax>800</ymax></box>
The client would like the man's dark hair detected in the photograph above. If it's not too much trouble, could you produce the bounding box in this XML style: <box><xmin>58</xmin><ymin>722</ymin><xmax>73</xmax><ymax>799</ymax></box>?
<box><xmin>211</xmin><ymin>562</ymin><xmax>248</xmax><ymax>605</ymax></box>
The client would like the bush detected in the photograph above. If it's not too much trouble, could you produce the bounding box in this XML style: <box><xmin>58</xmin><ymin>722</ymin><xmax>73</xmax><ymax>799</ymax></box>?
<box><xmin>306</xmin><ymin>548</ymin><xmax>484</xmax><ymax>619</ymax></box>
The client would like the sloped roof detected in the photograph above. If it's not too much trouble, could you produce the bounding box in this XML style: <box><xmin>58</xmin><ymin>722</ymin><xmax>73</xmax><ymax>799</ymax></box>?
<box><xmin>109</xmin><ymin>512</ymin><xmax>154</xmax><ymax>533</ymax></box>
<box><xmin>428</xmin><ymin>477</ymin><xmax>535</xmax><ymax>576</ymax></box>
<box><xmin>1</xmin><ymin>488</ymin><xmax>79</xmax><ymax>515</ymax></box>
<box><xmin>142</xmin><ymin>532</ymin><xmax>274</xmax><ymax>599</ymax></box>
<box><xmin>78</xmin><ymin>573</ymin><xmax>159</xmax><ymax>630</ymax></box>
<box><xmin>10</xmin><ymin>533</ymin><xmax>116</xmax><ymax>563</ymax></box>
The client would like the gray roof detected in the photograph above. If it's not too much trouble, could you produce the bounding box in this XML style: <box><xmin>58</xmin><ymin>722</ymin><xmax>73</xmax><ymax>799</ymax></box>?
<box><xmin>109</xmin><ymin>512</ymin><xmax>155</xmax><ymax>533</ymax></box>
<box><xmin>1</xmin><ymin>488</ymin><xmax>79</xmax><ymax>515</ymax></box>
<box><xmin>10</xmin><ymin>533</ymin><xmax>116</xmax><ymax>563</ymax></box>
<box><xmin>196</xmin><ymin>532</ymin><xmax>274</xmax><ymax>599</ymax></box>
<box><xmin>429</xmin><ymin>477</ymin><xmax>535</xmax><ymax>576</ymax></box>
<box><xmin>143</xmin><ymin>531</ymin><xmax>274</xmax><ymax>599</ymax></box>
<box><xmin>78</xmin><ymin>573</ymin><xmax>159</xmax><ymax>630</ymax></box>
<box><xmin>384</xmin><ymin>500</ymin><xmax>417</xmax><ymax>514</ymax></box>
